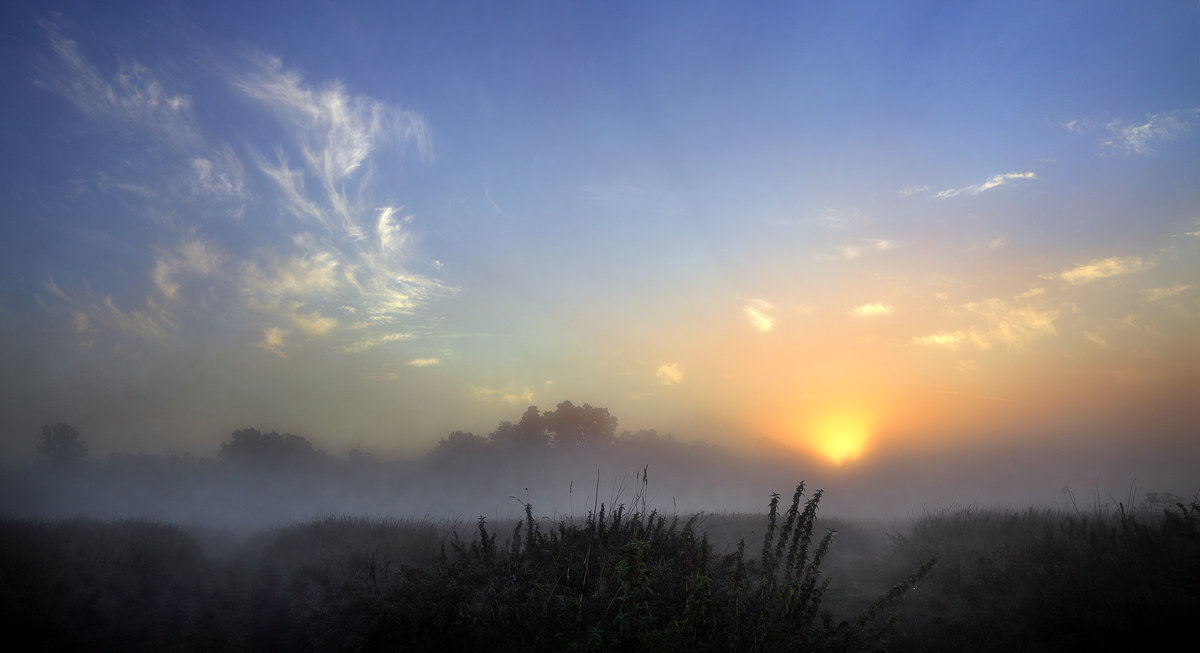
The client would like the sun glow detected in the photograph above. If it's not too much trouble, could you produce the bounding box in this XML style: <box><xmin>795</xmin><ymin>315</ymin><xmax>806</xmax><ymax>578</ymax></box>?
<box><xmin>808</xmin><ymin>411</ymin><xmax>872</xmax><ymax>465</ymax></box>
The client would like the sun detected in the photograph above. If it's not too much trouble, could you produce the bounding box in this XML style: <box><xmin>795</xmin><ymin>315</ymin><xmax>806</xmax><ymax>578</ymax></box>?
<box><xmin>808</xmin><ymin>411</ymin><xmax>871</xmax><ymax>465</ymax></box>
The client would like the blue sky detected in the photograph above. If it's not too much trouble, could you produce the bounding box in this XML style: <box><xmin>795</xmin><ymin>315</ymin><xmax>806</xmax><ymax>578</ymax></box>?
<box><xmin>1</xmin><ymin>1</ymin><xmax>1196</xmax><ymax>502</ymax></box>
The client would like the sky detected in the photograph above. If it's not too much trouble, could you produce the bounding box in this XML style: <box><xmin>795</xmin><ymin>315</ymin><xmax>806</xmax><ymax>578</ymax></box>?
<box><xmin>0</xmin><ymin>1</ymin><xmax>1196</xmax><ymax>504</ymax></box>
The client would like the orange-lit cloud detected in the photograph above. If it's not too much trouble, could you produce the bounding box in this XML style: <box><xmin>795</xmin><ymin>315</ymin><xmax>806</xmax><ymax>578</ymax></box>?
<box><xmin>1142</xmin><ymin>284</ymin><xmax>1192</xmax><ymax>301</ymax></box>
<box><xmin>472</xmin><ymin>384</ymin><xmax>536</xmax><ymax>406</ymax></box>
<box><xmin>744</xmin><ymin>299</ymin><xmax>776</xmax><ymax>332</ymax></box>
<box><xmin>656</xmin><ymin>362</ymin><xmax>684</xmax><ymax>385</ymax></box>
<box><xmin>1058</xmin><ymin>256</ymin><xmax>1154</xmax><ymax>284</ymax></box>
<box><xmin>258</xmin><ymin>327</ymin><xmax>289</xmax><ymax>357</ymax></box>
<box><xmin>912</xmin><ymin>331</ymin><xmax>967</xmax><ymax>349</ymax></box>
<box><xmin>849</xmin><ymin>302</ymin><xmax>894</xmax><ymax>317</ymax></box>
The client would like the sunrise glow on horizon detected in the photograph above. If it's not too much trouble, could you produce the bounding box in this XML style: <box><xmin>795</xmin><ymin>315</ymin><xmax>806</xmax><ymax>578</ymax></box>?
<box><xmin>0</xmin><ymin>2</ymin><xmax>1196</xmax><ymax>508</ymax></box>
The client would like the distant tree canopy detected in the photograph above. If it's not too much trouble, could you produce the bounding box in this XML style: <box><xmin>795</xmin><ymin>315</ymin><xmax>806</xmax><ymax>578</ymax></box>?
<box><xmin>543</xmin><ymin>401</ymin><xmax>617</xmax><ymax>448</ymax></box>
<box><xmin>37</xmin><ymin>423</ymin><xmax>88</xmax><ymax>463</ymax></box>
<box><xmin>436</xmin><ymin>430</ymin><xmax>488</xmax><ymax>452</ymax></box>
<box><xmin>491</xmin><ymin>405</ymin><xmax>550</xmax><ymax>449</ymax></box>
<box><xmin>433</xmin><ymin>401</ymin><xmax>619</xmax><ymax>458</ymax></box>
<box><xmin>218</xmin><ymin>428</ymin><xmax>324</xmax><ymax>466</ymax></box>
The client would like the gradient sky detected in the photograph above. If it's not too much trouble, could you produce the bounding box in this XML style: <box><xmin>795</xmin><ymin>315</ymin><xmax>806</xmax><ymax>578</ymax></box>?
<box><xmin>1</xmin><ymin>2</ymin><xmax>1196</xmax><ymax>496</ymax></box>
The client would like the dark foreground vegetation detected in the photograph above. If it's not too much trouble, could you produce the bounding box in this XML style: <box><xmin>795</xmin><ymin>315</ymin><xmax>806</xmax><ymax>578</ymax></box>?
<box><xmin>3</xmin><ymin>486</ymin><xmax>1197</xmax><ymax>652</ymax></box>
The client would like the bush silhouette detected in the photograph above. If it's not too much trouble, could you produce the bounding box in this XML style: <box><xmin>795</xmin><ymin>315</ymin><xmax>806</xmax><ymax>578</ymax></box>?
<box><xmin>218</xmin><ymin>427</ymin><xmax>323</xmax><ymax>466</ymax></box>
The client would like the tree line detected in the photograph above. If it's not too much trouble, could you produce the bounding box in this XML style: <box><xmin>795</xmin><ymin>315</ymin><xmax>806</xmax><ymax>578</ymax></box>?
<box><xmin>31</xmin><ymin>400</ymin><xmax>673</xmax><ymax>467</ymax></box>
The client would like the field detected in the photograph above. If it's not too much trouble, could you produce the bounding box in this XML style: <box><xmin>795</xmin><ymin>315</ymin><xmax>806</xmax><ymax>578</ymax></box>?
<box><xmin>3</xmin><ymin>484</ymin><xmax>1197</xmax><ymax>652</ymax></box>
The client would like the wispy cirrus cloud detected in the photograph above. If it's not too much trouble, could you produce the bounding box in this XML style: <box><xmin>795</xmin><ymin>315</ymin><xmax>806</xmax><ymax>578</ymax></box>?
<box><xmin>190</xmin><ymin>146</ymin><xmax>247</xmax><ymax>200</ymax></box>
<box><xmin>233</xmin><ymin>52</ymin><xmax>431</xmax><ymax>184</ymax></box>
<box><xmin>936</xmin><ymin>172</ymin><xmax>1036</xmax><ymax>199</ymax></box>
<box><xmin>34</xmin><ymin>22</ymin><xmax>452</xmax><ymax>360</ymax></box>
<box><xmin>36</xmin><ymin>17</ymin><xmax>197</xmax><ymax>145</ymax></box>
<box><xmin>232</xmin><ymin>54</ymin><xmax>450</xmax><ymax>350</ymax></box>
<box><xmin>899</xmin><ymin>184</ymin><xmax>931</xmax><ymax>197</ymax></box>
<box><xmin>41</xmin><ymin>278</ymin><xmax>173</xmax><ymax>341</ymax></box>
<box><xmin>1064</xmin><ymin>109</ymin><xmax>1198</xmax><ymax>156</ymax></box>
<box><xmin>1100</xmin><ymin>110</ymin><xmax>1198</xmax><ymax>156</ymax></box>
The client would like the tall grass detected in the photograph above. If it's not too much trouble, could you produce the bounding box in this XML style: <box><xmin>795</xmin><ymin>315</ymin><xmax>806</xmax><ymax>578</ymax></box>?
<box><xmin>339</xmin><ymin>481</ymin><xmax>933</xmax><ymax>652</ymax></box>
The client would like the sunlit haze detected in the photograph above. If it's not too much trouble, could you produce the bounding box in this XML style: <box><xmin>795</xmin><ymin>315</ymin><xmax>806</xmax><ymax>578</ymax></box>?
<box><xmin>1</xmin><ymin>1</ymin><xmax>1196</xmax><ymax>517</ymax></box>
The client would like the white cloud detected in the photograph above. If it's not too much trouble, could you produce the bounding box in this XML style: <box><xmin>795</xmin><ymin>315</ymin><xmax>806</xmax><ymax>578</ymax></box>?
<box><xmin>900</xmin><ymin>185</ymin><xmax>931</xmax><ymax>197</ymax></box>
<box><xmin>1058</xmin><ymin>256</ymin><xmax>1154</xmax><ymax>285</ymax></box>
<box><xmin>376</xmin><ymin>206</ymin><xmax>411</xmax><ymax>254</ymax></box>
<box><xmin>656</xmin><ymin>362</ymin><xmax>684</xmax><ymax>385</ymax></box>
<box><xmin>407</xmin><ymin>357</ymin><xmax>440</xmax><ymax>367</ymax></box>
<box><xmin>936</xmin><ymin>172</ymin><xmax>1036</xmax><ymax>199</ymax></box>
<box><xmin>849</xmin><ymin>302</ymin><xmax>894</xmax><ymax>318</ymax></box>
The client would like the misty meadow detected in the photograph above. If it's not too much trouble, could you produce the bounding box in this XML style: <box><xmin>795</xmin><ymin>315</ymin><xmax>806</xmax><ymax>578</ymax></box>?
<box><xmin>3</xmin><ymin>0</ymin><xmax>1199</xmax><ymax>651</ymax></box>
<box><xmin>4</xmin><ymin>405</ymin><xmax>1199</xmax><ymax>651</ymax></box>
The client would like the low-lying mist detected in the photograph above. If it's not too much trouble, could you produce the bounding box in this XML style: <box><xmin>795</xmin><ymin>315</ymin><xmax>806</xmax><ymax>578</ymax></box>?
<box><xmin>3</xmin><ymin>401</ymin><xmax>1194</xmax><ymax>535</ymax></box>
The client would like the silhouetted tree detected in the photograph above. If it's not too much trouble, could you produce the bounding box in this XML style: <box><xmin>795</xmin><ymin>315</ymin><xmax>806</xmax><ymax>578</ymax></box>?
<box><xmin>544</xmin><ymin>401</ymin><xmax>617</xmax><ymax>448</ymax></box>
<box><xmin>490</xmin><ymin>406</ymin><xmax>550</xmax><ymax>448</ymax></box>
<box><xmin>37</xmin><ymin>423</ymin><xmax>88</xmax><ymax>463</ymax></box>
<box><xmin>218</xmin><ymin>427</ymin><xmax>322</xmax><ymax>466</ymax></box>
